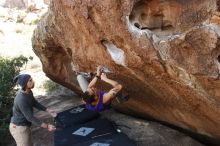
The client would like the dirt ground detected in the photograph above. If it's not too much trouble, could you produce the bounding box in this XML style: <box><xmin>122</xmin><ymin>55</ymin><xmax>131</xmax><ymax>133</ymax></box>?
<box><xmin>8</xmin><ymin>90</ymin><xmax>204</xmax><ymax>146</ymax></box>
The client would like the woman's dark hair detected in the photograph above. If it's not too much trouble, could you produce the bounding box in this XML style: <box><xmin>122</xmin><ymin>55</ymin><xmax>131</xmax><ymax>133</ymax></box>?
<box><xmin>82</xmin><ymin>91</ymin><xmax>95</xmax><ymax>104</ymax></box>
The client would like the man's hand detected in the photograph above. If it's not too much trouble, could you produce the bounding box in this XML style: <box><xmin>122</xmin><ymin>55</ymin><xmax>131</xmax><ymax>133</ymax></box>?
<box><xmin>41</xmin><ymin>123</ymin><xmax>56</xmax><ymax>131</ymax></box>
<box><xmin>46</xmin><ymin>109</ymin><xmax>57</xmax><ymax>117</ymax></box>
<box><xmin>48</xmin><ymin>124</ymin><xmax>56</xmax><ymax>132</ymax></box>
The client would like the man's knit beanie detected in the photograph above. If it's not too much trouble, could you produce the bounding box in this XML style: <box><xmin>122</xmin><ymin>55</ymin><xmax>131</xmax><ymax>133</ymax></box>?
<box><xmin>13</xmin><ymin>74</ymin><xmax>31</xmax><ymax>88</ymax></box>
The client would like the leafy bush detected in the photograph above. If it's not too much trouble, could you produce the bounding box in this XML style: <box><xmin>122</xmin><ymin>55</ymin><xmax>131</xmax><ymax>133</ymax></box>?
<box><xmin>0</xmin><ymin>55</ymin><xmax>28</xmax><ymax>107</ymax></box>
<box><xmin>15</xmin><ymin>28</ymin><xmax>22</xmax><ymax>33</ymax></box>
<box><xmin>0</xmin><ymin>55</ymin><xmax>28</xmax><ymax>145</ymax></box>
<box><xmin>30</xmin><ymin>19</ymin><xmax>40</xmax><ymax>25</ymax></box>
<box><xmin>0</xmin><ymin>29</ymin><xmax>4</xmax><ymax>35</ymax></box>
<box><xmin>43</xmin><ymin>80</ymin><xmax>59</xmax><ymax>92</ymax></box>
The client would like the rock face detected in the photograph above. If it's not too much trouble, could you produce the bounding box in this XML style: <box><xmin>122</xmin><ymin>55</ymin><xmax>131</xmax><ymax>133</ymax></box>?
<box><xmin>32</xmin><ymin>0</ymin><xmax>220</xmax><ymax>140</ymax></box>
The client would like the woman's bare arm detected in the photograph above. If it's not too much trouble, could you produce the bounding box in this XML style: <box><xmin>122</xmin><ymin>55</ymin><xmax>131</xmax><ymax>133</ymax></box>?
<box><xmin>101</xmin><ymin>73</ymin><xmax>122</xmax><ymax>104</ymax></box>
<box><xmin>87</xmin><ymin>66</ymin><xmax>102</xmax><ymax>88</ymax></box>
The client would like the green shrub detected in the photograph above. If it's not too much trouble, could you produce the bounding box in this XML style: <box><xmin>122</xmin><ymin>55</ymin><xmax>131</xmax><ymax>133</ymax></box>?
<box><xmin>15</xmin><ymin>28</ymin><xmax>22</xmax><ymax>33</ymax></box>
<box><xmin>0</xmin><ymin>29</ymin><xmax>4</xmax><ymax>35</ymax></box>
<box><xmin>16</xmin><ymin>15</ymin><xmax>25</xmax><ymax>23</ymax></box>
<box><xmin>43</xmin><ymin>80</ymin><xmax>59</xmax><ymax>92</ymax></box>
<box><xmin>0</xmin><ymin>55</ymin><xmax>28</xmax><ymax>107</ymax></box>
<box><xmin>30</xmin><ymin>19</ymin><xmax>40</xmax><ymax>25</ymax></box>
<box><xmin>0</xmin><ymin>55</ymin><xmax>28</xmax><ymax>145</ymax></box>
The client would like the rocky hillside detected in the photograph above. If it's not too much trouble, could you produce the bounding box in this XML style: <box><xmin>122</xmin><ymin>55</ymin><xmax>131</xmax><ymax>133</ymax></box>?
<box><xmin>32</xmin><ymin>0</ymin><xmax>220</xmax><ymax>142</ymax></box>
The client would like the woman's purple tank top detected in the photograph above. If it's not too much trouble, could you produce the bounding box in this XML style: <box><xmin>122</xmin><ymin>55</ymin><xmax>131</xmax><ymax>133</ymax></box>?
<box><xmin>85</xmin><ymin>91</ymin><xmax>105</xmax><ymax>112</ymax></box>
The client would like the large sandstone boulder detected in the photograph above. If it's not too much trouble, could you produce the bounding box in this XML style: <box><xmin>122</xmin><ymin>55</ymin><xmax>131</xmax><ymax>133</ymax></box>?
<box><xmin>32</xmin><ymin>0</ymin><xmax>220</xmax><ymax>141</ymax></box>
